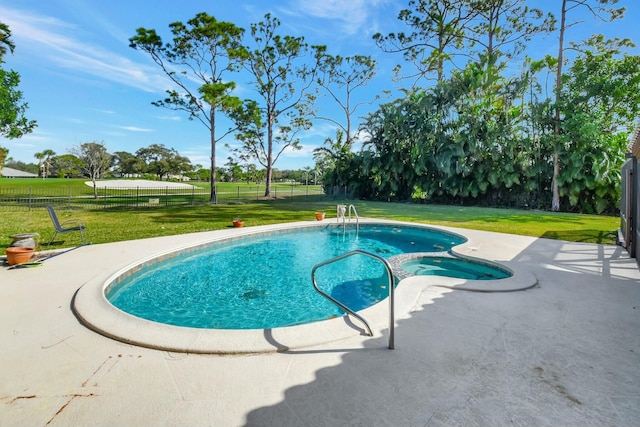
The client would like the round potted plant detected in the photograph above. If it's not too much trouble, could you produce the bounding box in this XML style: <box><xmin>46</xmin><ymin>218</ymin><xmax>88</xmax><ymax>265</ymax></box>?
<box><xmin>232</xmin><ymin>218</ymin><xmax>244</xmax><ymax>228</ymax></box>
<box><xmin>315</xmin><ymin>212</ymin><xmax>326</xmax><ymax>221</ymax></box>
<box><xmin>5</xmin><ymin>247</ymin><xmax>36</xmax><ymax>265</ymax></box>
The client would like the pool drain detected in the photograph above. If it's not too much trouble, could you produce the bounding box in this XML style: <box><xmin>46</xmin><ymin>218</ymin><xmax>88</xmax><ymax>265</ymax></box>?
<box><xmin>242</xmin><ymin>288</ymin><xmax>268</xmax><ymax>300</ymax></box>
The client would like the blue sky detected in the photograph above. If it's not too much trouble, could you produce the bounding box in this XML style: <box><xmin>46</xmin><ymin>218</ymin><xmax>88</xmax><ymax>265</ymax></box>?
<box><xmin>1</xmin><ymin>0</ymin><xmax>638</xmax><ymax>171</ymax></box>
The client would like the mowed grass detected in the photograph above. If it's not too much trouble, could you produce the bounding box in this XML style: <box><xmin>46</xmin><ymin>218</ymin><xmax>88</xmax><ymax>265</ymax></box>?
<box><xmin>0</xmin><ymin>198</ymin><xmax>619</xmax><ymax>254</ymax></box>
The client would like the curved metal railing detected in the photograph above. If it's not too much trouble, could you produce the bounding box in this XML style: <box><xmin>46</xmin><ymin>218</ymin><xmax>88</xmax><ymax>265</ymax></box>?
<box><xmin>311</xmin><ymin>249</ymin><xmax>395</xmax><ymax>349</ymax></box>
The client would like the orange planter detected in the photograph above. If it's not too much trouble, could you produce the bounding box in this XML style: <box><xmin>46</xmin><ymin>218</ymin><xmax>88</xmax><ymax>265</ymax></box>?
<box><xmin>5</xmin><ymin>247</ymin><xmax>35</xmax><ymax>265</ymax></box>
<box><xmin>315</xmin><ymin>212</ymin><xmax>326</xmax><ymax>221</ymax></box>
<box><xmin>232</xmin><ymin>220</ymin><xmax>244</xmax><ymax>228</ymax></box>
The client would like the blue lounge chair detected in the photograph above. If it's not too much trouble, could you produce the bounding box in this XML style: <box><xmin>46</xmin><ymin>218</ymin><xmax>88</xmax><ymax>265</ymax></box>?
<box><xmin>44</xmin><ymin>205</ymin><xmax>87</xmax><ymax>247</ymax></box>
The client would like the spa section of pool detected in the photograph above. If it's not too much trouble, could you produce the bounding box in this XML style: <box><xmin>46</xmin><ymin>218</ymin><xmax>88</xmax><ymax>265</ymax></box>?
<box><xmin>401</xmin><ymin>256</ymin><xmax>512</xmax><ymax>280</ymax></box>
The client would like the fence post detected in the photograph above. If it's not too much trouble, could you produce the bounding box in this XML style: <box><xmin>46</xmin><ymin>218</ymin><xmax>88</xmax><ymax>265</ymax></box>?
<box><xmin>68</xmin><ymin>187</ymin><xmax>71</xmax><ymax>210</ymax></box>
<box><xmin>165</xmin><ymin>187</ymin><xmax>168</xmax><ymax>207</ymax></box>
<box><xmin>29</xmin><ymin>187</ymin><xmax>32</xmax><ymax>211</ymax></box>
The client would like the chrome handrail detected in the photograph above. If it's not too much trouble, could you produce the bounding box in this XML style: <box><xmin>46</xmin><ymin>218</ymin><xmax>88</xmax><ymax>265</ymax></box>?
<box><xmin>348</xmin><ymin>204</ymin><xmax>359</xmax><ymax>234</ymax></box>
<box><xmin>337</xmin><ymin>204</ymin><xmax>360</xmax><ymax>235</ymax></box>
<box><xmin>311</xmin><ymin>249</ymin><xmax>395</xmax><ymax>349</ymax></box>
<box><xmin>348</xmin><ymin>204</ymin><xmax>359</xmax><ymax>220</ymax></box>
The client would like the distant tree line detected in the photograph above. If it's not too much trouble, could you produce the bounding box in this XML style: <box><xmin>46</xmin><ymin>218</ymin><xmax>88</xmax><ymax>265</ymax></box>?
<box><xmin>3</xmin><ymin>141</ymin><xmax>319</xmax><ymax>186</ymax></box>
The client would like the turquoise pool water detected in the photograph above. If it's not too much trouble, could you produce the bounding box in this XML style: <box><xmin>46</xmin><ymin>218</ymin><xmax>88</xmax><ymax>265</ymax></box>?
<box><xmin>107</xmin><ymin>225</ymin><xmax>466</xmax><ymax>330</ymax></box>
<box><xmin>401</xmin><ymin>257</ymin><xmax>512</xmax><ymax>280</ymax></box>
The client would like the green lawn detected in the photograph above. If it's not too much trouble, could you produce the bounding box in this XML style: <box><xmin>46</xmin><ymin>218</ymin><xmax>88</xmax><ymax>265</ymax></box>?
<box><xmin>0</xmin><ymin>199</ymin><xmax>619</xmax><ymax>254</ymax></box>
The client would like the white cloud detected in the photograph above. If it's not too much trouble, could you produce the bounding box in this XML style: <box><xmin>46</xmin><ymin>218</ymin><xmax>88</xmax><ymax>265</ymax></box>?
<box><xmin>304</xmin><ymin>121</ymin><xmax>340</xmax><ymax>139</ymax></box>
<box><xmin>0</xmin><ymin>6</ymin><xmax>170</xmax><ymax>93</ymax></box>
<box><xmin>62</xmin><ymin>117</ymin><xmax>85</xmax><ymax>124</ymax></box>
<box><xmin>116</xmin><ymin>126</ymin><xmax>153</xmax><ymax>132</ymax></box>
<box><xmin>286</xmin><ymin>0</ymin><xmax>393</xmax><ymax>36</ymax></box>
<box><xmin>282</xmin><ymin>144</ymin><xmax>317</xmax><ymax>159</ymax></box>
<box><xmin>157</xmin><ymin>115</ymin><xmax>182</xmax><ymax>122</ymax></box>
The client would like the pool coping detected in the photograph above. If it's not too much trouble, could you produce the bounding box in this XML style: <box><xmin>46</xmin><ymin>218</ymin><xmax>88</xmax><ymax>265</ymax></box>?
<box><xmin>72</xmin><ymin>218</ymin><xmax>538</xmax><ymax>354</ymax></box>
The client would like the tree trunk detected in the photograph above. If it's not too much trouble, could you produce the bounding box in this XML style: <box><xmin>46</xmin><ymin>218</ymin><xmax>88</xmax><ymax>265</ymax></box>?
<box><xmin>551</xmin><ymin>152</ymin><xmax>560</xmax><ymax>211</ymax></box>
<box><xmin>92</xmin><ymin>176</ymin><xmax>98</xmax><ymax>199</ymax></box>
<box><xmin>264</xmin><ymin>113</ymin><xmax>274</xmax><ymax>197</ymax></box>
<box><xmin>264</xmin><ymin>163</ymin><xmax>273</xmax><ymax>197</ymax></box>
<box><xmin>552</xmin><ymin>0</ymin><xmax>567</xmax><ymax>212</ymax></box>
<box><xmin>209</xmin><ymin>109</ymin><xmax>217</xmax><ymax>203</ymax></box>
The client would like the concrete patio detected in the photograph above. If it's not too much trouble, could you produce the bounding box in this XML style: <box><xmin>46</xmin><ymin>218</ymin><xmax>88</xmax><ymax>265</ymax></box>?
<box><xmin>1</xmin><ymin>221</ymin><xmax>639</xmax><ymax>426</ymax></box>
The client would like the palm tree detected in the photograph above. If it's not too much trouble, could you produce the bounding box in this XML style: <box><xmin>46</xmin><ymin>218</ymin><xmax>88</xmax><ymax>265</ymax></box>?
<box><xmin>0</xmin><ymin>22</ymin><xmax>15</xmax><ymax>59</ymax></box>
<box><xmin>313</xmin><ymin>129</ymin><xmax>353</xmax><ymax>190</ymax></box>
<box><xmin>34</xmin><ymin>152</ymin><xmax>45</xmax><ymax>178</ymax></box>
<box><xmin>42</xmin><ymin>149</ymin><xmax>56</xmax><ymax>178</ymax></box>
<box><xmin>302</xmin><ymin>166</ymin><xmax>311</xmax><ymax>186</ymax></box>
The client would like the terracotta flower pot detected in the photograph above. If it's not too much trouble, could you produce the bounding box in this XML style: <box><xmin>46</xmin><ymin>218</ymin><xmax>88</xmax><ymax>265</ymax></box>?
<box><xmin>315</xmin><ymin>212</ymin><xmax>326</xmax><ymax>221</ymax></box>
<box><xmin>5</xmin><ymin>247</ymin><xmax>35</xmax><ymax>266</ymax></box>
<box><xmin>232</xmin><ymin>220</ymin><xmax>244</xmax><ymax>228</ymax></box>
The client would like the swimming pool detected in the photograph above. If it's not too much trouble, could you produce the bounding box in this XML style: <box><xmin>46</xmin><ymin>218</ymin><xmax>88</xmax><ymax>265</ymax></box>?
<box><xmin>106</xmin><ymin>224</ymin><xmax>467</xmax><ymax>330</ymax></box>
<box><xmin>73</xmin><ymin>220</ymin><xmax>537</xmax><ymax>353</ymax></box>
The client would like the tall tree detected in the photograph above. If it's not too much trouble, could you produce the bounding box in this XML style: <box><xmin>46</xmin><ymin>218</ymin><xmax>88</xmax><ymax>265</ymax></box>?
<box><xmin>237</xmin><ymin>14</ymin><xmax>321</xmax><ymax>197</ymax></box>
<box><xmin>72</xmin><ymin>141</ymin><xmax>113</xmax><ymax>198</ymax></box>
<box><xmin>0</xmin><ymin>22</ymin><xmax>36</xmax><ymax>139</ymax></box>
<box><xmin>314</xmin><ymin>52</ymin><xmax>378</xmax><ymax>144</ymax></box>
<box><xmin>130</xmin><ymin>13</ymin><xmax>246</xmax><ymax>203</ymax></box>
<box><xmin>373</xmin><ymin>0</ymin><xmax>474</xmax><ymax>84</ymax></box>
<box><xmin>550</xmin><ymin>0</ymin><xmax>626</xmax><ymax>211</ymax></box>
<box><xmin>466</xmin><ymin>0</ymin><xmax>555</xmax><ymax>69</ymax></box>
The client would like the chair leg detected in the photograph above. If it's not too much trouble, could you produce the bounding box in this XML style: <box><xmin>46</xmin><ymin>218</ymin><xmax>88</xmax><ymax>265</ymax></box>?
<box><xmin>47</xmin><ymin>230</ymin><xmax>58</xmax><ymax>248</ymax></box>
